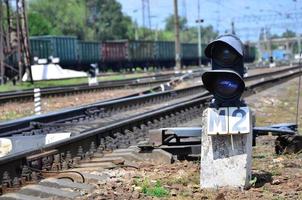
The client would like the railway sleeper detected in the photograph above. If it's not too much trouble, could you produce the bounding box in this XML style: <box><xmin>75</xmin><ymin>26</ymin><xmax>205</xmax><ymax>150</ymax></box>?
<box><xmin>0</xmin><ymin>146</ymin><xmax>173</xmax><ymax>199</ymax></box>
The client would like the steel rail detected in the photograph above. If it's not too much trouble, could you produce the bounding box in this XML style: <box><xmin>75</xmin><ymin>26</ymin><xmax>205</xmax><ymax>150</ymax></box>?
<box><xmin>0</xmin><ymin>73</ymin><xmax>182</xmax><ymax>102</ymax></box>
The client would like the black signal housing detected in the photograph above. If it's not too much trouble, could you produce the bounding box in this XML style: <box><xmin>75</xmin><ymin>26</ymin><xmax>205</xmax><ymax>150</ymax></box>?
<box><xmin>202</xmin><ymin>34</ymin><xmax>246</xmax><ymax>107</ymax></box>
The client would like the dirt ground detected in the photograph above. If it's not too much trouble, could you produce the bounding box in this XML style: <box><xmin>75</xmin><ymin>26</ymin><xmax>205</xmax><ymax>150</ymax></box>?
<box><xmin>84</xmin><ymin>77</ymin><xmax>302</xmax><ymax>200</ymax></box>
<box><xmin>246</xmin><ymin>77</ymin><xmax>302</xmax><ymax>133</ymax></box>
<box><xmin>85</xmin><ymin>151</ymin><xmax>301</xmax><ymax>200</ymax></box>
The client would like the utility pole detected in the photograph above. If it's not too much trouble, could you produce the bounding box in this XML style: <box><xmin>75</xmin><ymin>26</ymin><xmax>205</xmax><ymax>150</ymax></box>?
<box><xmin>134</xmin><ymin>20</ymin><xmax>139</xmax><ymax>40</ymax></box>
<box><xmin>133</xmin><ymin>9</ymin><xmax>139</xmax><ymax>40</ymax></box>
<box><xmin>147</xmin><ymin>0</ymin><xmax>151</xmax><ymax>29</ymax></box>
<box><xmin>0</xmin><ymin>0</ymin><xmax>33</xmax><ymax>84</ymax></box>
<box><xmin>294</xmin><ymin>0</ymin><xmax>301</xmax><ymax>54</ymax></box>
<box><xmin>173</xmin><ymin>0</ymin><xmax>181</xmax><ymax>69</ymax></box>
<box><xmin>196</xmin><ymin>0</ymin><xmax>203</xmax><ymax>67</ymax></box>
<box><xmin>16</xmin><ymin>0</ymin><xmax>23</xmax><ymax>81</ymax></box>
<box><xmin>231</xmin><ymin>21</ymin><xmax>236</xmax><ymax>35</ymax></box>
<box><xmin>257</xmin><ymin>28</ymin><xmax>264</xmax><ymax>62</ymax></box>
<box><xmin>0</xmin><ymin>1</ymin><xmax>4</xmax><ymax>84</ymax></box>
<box><xmin>142</xmin><ymin>0</ymin><xmax>151</xmax><ymax>38</ymax></box>
<box><xmin>19</xmin><ymin>0</ymin><xmax>33</xmax><ymax>83</ymax></box>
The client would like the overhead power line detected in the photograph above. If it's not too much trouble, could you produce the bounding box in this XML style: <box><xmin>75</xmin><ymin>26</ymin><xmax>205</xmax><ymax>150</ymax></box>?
<box><xmin>233</xmin><ymin>12</ymin><xmax>302</xmax><ymax>23</ymax></box>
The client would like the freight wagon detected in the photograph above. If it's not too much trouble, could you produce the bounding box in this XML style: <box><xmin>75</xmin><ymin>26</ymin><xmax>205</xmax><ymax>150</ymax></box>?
<box><xmin>244</xmin><ymin>44</ymin><xmax>256</xmax><ymax>63</ymax></box>
<box><xmin>101</xmin><ymin>40</ymin><xmax>128</xmax><ymax>71</ymax></box>
<box><xmin>30</xmin><ymin>39</ymin><xmax>51</xmax><ymax>60</ymax></box>
<box><xmin>102</xmin><ymin>40</ymin><xmax>165</xmax><ymax>71</ymax></box>
<box><xmin>153</xmin><ymin>41</ymin><xmax>175</xmax><ymax>68</ymax></box>
<box><xmin>3</xmin><ymin>36</ymin><xmax>256</xmax><ymax>78</ymax></box>
<box><xmin>78</xmin><ymin>41</ymin><xmax>101</xmax><ymax>66</ymax></box>
<box><xmin>101</xmin><ymin>40</ymin><xmax>211</xmax><ymax>71</ymax></box>
<box><xmin>30</xmin><ymin>36</ymin><xmax>78</xmax><ymax>69</ymax></box>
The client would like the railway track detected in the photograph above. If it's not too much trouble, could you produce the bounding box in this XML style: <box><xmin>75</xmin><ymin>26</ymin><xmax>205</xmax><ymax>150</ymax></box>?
<box><xmin>0</xmin><ymin>66</ymin><xmax>301</xmax><ymax>199</ymax></box>
<box><xmin>0</xmin><ymin>72</ymin><xmax>186</xmax><ymax>103</ymax></box>
<box><xmin>0</xmin><ymin>66</ymin><xmax>296</xmax><ymax>103</ymax></box>
<box><xmin>1</xmin><ymin>66</ymin><xmax>299</xmax><ymax>137</ymax></box>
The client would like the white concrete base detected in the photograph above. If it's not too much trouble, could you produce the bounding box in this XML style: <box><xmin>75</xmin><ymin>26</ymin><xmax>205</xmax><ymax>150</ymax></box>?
<box><xmin>200</xmin><ymin>108</ymin><xmax>253</xmax><ymax>189</ymax></box>
<box><xmin>88</xmin><ymin>77</ymin><xmax>98</xmax><ymax>86</ymax></box>
<box><xmin>269</xmin><ymin>62</ymin><xmax>276</xmax><ymax>68</ymax></box>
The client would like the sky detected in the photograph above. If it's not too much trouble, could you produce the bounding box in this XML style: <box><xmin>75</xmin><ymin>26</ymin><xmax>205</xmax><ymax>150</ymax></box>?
<box><xmin>117</xmin><ymin>0</ymin><xmax>302</xmax><ymax>42</ymax></box>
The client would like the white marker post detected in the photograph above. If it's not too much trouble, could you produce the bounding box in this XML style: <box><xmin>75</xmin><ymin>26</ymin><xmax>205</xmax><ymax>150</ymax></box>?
<box><xmin>34</xmin><ymin>88</ymin><xmax>41</xmax><ymax>115</ymax></box>
<box><xmin>200</xmin><ymin>106</ymin><xmax>253</xmax><ymax>189</ymax></box>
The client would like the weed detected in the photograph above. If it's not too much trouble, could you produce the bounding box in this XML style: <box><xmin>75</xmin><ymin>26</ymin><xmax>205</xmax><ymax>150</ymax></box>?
<box><xmin>272</xmin><ymin>197</ymin><xmax>285</xmax><ymax>200</ymax></box>
<box><xmin>270</xmin><ymin>167</ymin><xmax>282</xmax><ymax>176</ymax></box>
<box><xmin>0</xmin><ymin>73</ymin><xmax>147</xmax><ymax>92</ymax></box>
<box><xmin>138</xmin><ymin>179</ymin><xmax>169</xmax><ymax>197</ymax></box>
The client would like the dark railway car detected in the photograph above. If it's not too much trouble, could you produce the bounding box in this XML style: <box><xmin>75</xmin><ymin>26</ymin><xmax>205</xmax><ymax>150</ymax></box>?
<box><xmin>154</xmin><ymin>41</ymin><xmax>175</xmax><ymax>68</ymax></box>
<box><xmin>4</xmin><ymin>35</ymin><xmax>256</xmax><ymax>75</ymax></box>
<box><xmin>29</xmin><ymin>39</ymin><xmax>51</xmax><ymax>60</ymax></box>
<box><xmin>244</xmin><ymin>44</ymin><xmax>256</xmax><ymax>63</ymax></box>
<box><xmin>101</xmin><ymin>40</ymin><xmax>128</xmax><ymax>71</ymax></box>
<box><xmin>78</xmin><ymin>41</ymin><xmax>101</xmax><ymax>67</ymax></box>
<box><xmin>181</xmin><ymin>43</ymin><xmax>199</xmax><ymax>66</ymax></box>
<box><xmin>30</xmin><ymin>35</ymin><xmax>78</xmax><ymax>68</ymax></box>
<box><xmin>128</xmin><ymin>40</ymin><xmax>154</xmax><ymax>68</ymax></box>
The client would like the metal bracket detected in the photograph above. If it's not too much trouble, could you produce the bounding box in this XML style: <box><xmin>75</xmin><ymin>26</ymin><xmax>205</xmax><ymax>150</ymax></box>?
<box><xmin>253</xmin><ymin>123</ymin><xmax>297</xmax><ymax>136</ymax></box>
<box><xmin>149</xmin><ymin>127</ymin><xmax>202</xmax><ymax>147</ymax></box>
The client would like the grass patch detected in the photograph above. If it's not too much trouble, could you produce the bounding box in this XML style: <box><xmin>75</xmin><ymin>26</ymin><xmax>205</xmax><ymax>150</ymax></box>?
<box><xmin>0</xmin><ymin>78</ymin><xmax>88</xmax><ymax>92</ymax></box>
<box><xmin>270</xmin><ymin>167</ymin><xmax>282</xmax><ymax>176</ymax></box>
<box><xmin>0</xmin><ymin>110</ymin><xmax>33</xmax><ymax>121</ymax></box>
<box><xmin>0</xmin><ymin>73</ymin><xmax>150</xmax><ymax>92</ymax></box>
<box><xmin>134</xmin><ymin>178</ymin><xmax>169</xmax><ymax>198</ymax></box>
<box><xmin>253</xmin><ymin>78</ymin><xmax>302</xmax><ymax>134</ymax></box>
<box><xmin>163</xmin><ymin>168</ymin><xmax>199</xmax><ymax>187</ymax></box>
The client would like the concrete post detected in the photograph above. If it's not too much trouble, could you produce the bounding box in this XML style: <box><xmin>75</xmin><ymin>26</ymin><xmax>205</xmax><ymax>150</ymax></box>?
<box><xmin>200</xmin><ymin>108</ymin><xmax>253</xmax><ymax>189</ymax></box>
<box><xmin>34</xmin><ymin>88</ymin><xmax>41</xmax><ymax>115</ymax></box>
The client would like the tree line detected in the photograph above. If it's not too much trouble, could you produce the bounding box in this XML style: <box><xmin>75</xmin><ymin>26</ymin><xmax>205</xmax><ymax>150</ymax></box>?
<box><xmin>28</xmin><ymin>0</ymin><xmax>218</xmax><ymax>42</ymax></box>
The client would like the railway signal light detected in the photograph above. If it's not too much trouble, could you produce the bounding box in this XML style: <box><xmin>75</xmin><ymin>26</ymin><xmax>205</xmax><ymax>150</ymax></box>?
<box><xmin>202</xmin><ymin>34</ymin><xmax>245</xmax><ymax>107</ymax></box>
<box><xmin>89</xmin><ymin>64</ymin><xmax>97</xmax><ymax>78</ymax></box>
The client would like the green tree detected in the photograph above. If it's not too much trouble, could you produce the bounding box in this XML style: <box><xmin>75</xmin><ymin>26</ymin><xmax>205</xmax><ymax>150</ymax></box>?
<box><xmin>29</xmin><ymin>0</ymin><xmax>85</xmax><ymax>38</ymax></box>
<box><xmin>164</xmin><ymin>15</ymin><xmax>188</xmax><ymax>32</ymax></box>
<box><xmin>28</xmin><ymin>12</ymin><xmax>57</xmax><ymax>36</ymax></box>
<box><xmin>85</xmin><ymin>0</ymin><xmax>134</xmax><ymax>40</ymax></box>
<box><xmin>28</xmin><ymin>0</ymin><xmax>134</xmax><ymax>40</ymax></box>
<box><xmin>282</xmin><ymin>29</ymin><xmax>296</xmax><ymax>38</ymax></box>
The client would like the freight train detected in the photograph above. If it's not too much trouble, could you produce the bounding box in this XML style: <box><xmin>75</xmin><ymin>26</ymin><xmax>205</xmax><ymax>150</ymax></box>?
<box><xmin>6</xmin><ymin>35</ymin><xmax>256</xmax><ymax>75</ymax></box>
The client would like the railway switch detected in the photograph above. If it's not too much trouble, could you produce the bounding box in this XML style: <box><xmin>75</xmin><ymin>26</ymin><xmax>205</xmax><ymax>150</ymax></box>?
<box><xmin>202</xmin><ymin>34</ymin><xmax>245</xmax><ymax>107</ymax></box>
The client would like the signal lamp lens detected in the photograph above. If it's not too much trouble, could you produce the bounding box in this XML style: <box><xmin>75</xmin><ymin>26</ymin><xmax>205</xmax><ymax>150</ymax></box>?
<box><xmin>212</xmin><ymin>43</ymin><xmax>238</xmax><ymax>66</ymax></box>
<box><xmin>214</xmin><ymin>77</ymin><xmax>240</xmax><ymax>99</ymax></box>
<box><xmin>202</xmin><ymin>70</ymin><xmax>245</xmax><ymax>101</ymax></box>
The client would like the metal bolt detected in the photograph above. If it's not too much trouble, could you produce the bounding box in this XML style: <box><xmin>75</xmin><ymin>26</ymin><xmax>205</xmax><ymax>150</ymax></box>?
<box><xmin>21</xmin><ymin>165</ymin><xmax>31</xmax><ymax>181</ymax></box>
<box><xmin>12</xmin><ymin>177</ymin><xmax>20</xmax><ymax>188</ymax></box>
<box><xmin>77</xmin><ymin>146</ymin><xmax>84</xmax><ymax>158</ymax></box>
<box><xmin>90</xmin><ymin>142</ymin><xmax>96</xmax><ymax>153</ymax></box>
<box><xmin>2</xmin><ymin>171</ymin><xmax>12</xmax><ymax>188</ymax></box>
<box><xmin>31</xmin><ymin>171</ymin><xmax>38</xmax><ymax>182</ymax></box>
